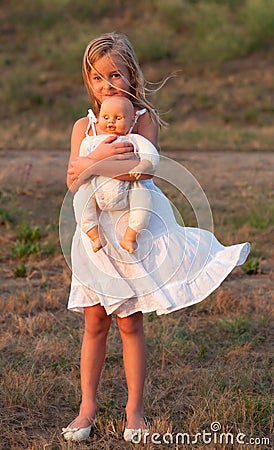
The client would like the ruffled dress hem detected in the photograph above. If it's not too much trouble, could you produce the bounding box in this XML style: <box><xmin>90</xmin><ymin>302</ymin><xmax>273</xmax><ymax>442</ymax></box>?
<box><xmin>67</xmin><ymin>237</ymin><xmax>250</xmax><ymax>318</ymax></box>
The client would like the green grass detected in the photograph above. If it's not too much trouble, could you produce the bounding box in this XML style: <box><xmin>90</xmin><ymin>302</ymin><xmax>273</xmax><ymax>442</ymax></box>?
<box><xmin>11</xmin><ymin>223</ymin><xmax>41</xmax><ymax>258</ymax></box>
<box><xmin>0</xmin><ymin>0</ymin><xmax>273</xmax><ymax>150</ymax></box>
<box><xmin>13</xmin><ymin>262</ymin><xmax>27</xmax><ymax>278</ymax></box>
<box><xmin>242</xmin><ymin>257</ymin><xmax>261</xmax><ymax>275</ymax></box>
<box><xmin>224</xmin><ymin>202</ymin><xmax>274</xmax><ymax>231</ymax></box>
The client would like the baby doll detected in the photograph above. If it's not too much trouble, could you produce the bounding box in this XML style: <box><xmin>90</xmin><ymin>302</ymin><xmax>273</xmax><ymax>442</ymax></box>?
<box><xmin>79</xmin><ymin>96</ymin><xmax>159</xmax><ymax>253</ymax></box>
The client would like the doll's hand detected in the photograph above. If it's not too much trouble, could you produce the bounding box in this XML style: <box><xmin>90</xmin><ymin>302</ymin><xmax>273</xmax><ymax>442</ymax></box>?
<box><xmin>129</xmin><ymin>160</ymin><xmax>152</xmax><ymax>180</ymax></box>
<box><xmin>91</xmin><ymin>135</ymin><xmax>134</xmax><ymax>161</ymax></box>
<box><xmin>129</xmin><ymin>168</ymin><xmax>142</xmax><ymax>180</ymax></box>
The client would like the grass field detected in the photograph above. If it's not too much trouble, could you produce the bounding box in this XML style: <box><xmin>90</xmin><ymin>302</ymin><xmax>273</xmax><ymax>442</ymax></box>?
<box><xmin>0</xmin><ymin>150</ymin><xmax>273</xmax><ymax>449</ymax></box>
<box><xmin>0</xmin><ymin>0</ymin><xmax>274</xmax><ymax>151</ymax></box>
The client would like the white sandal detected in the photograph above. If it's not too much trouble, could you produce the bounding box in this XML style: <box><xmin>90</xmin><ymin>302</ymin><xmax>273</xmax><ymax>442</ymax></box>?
<box><xmin>123</xmin><ymin>417</ymin><xmax>149</xmax><ymax>442</ymax></box>
<box><xmin>62</xmin><ymin>418</ymin><xmax>95</xmax><ymax>442</ymax></box>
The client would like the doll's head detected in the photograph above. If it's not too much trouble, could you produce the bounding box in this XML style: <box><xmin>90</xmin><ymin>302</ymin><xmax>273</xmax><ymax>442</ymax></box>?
<box><xmin>98</xmin><ymin>97</ymin><xmax>134</xmax><ymax>136</ymax></box>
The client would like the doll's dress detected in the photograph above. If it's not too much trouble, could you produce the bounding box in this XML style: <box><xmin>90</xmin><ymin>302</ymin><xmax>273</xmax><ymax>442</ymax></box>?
<box><xmin>67</xmin><ymin>109</ymin><xmax>250</xmax><ymax>317</ymax></box>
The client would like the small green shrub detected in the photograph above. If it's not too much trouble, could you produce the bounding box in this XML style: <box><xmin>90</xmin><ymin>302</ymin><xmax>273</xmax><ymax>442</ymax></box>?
<box><xmin>218</xmin><ymin>316</ymin><xmax>252</xmax><ymax>341</ymax></box>
<box><xmin>13</xmin><ymin>262</ymin><xmax>27</xmax><ymax>278</ymax></box>
<box><xmin>18</xmin><ymin>223</ymin><xmax>41</xmax><ymax>242</ymax></box>
<box><xmin>242</xmin><ymin>257</ymin><xmax>261</xmax><ymax>275</ymax></box>
<box><xmin>11</xmin><ymin>240</ymin><xmax>41</xmax><ymax>258</ymax></box>
<box><xmin>11</xmin><ymin>223</ymin><xmax>41</xmax><ymax>258</ymax></box>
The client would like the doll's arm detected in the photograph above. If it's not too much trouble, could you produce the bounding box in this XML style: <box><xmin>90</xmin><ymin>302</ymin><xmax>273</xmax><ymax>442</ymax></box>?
<box><xmin>128</xmin><ymin>135</ymin><xmax>160</xmax><ymax>180</ymax></box>
<box><xmin>129</xmin><ymin>159</ymin><xmax>153</xmax><ymax>180</ymax></box>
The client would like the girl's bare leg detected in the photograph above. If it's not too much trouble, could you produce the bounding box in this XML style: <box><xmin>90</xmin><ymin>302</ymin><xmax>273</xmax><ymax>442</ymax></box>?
<box><xmin>116</xmin><ymin>312</ymin><xmax>147</xmax><ymax>428</ymax></box>
<box><xmin>70</xmin><ymin>305</ymin><xmax>112</xmax><ymax>428</ymax></box>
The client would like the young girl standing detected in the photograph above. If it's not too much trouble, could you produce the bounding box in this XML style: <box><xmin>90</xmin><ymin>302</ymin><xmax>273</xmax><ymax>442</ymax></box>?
<box><xmin>62</xmin><ymin>32</ymin><xmax>250</xmax><ymax>442</ymax></box>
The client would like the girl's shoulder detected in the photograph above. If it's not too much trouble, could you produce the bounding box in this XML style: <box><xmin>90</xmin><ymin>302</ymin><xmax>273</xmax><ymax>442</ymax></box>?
<box><xmin>133</xmin><ymin>109</ymin><xmax>158</xmax><ymax>148</ymax></box>
<box><xmin>71</xmin><ymin>115</ymin><xmax>92</xmax><ymax>140</ymax></box>
<box><xmin>73</xmin><ymin>116</ymin><xmax>89</xmax><ymax>132</ymax></box>
<box><xmin>132</xmin><ymin>108</ymin><xmax>152</xmax><ymax>129</ymax></box>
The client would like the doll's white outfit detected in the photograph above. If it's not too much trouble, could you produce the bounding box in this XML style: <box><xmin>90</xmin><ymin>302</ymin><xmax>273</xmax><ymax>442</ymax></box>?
<box><xmin>76</xmin><ymin>109</ymin><xmax>159</xmax><ymax>236</ymax></box>
<box><xmin>66</xmin><ymin>109</ymin><xmax>250</xmax><ymax>317</ymax></box>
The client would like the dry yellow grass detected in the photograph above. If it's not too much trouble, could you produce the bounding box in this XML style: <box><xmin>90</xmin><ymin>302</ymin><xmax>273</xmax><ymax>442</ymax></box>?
<box><xmin>1</xmin><ymin>150</ymin><xmax>273</xmax><ymax>449</ymax></box>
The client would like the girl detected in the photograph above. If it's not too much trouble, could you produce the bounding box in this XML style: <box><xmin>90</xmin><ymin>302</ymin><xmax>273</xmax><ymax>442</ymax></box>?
<box><xmin>62</xmin><ymin>32</ymin><xmax>250</xmax><ymax>443</ymax></box>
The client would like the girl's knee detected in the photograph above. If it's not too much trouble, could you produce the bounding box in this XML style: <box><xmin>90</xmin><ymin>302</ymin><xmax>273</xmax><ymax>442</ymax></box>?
<box><xmin>84</xmin><ymin>306</ymin><xmax>112</xmax><ymax>337</ymax></box>
<box><xmin>117</xmin><ymin>312</ymin><xmax>143</xmax><ymax>335</ymax></box>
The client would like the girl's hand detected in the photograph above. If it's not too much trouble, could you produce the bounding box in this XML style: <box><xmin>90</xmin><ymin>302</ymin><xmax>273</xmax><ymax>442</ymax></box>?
<box><xmin>68</xmin><ymin>157</ymin><xmax>92</xmax><ymax>182</ymax></box>
<box><xmin>68</xmin><ymin>141</ymin><xmax>135</xmax><ymax>184</ymax></box>
<box><xmin>90</xmin><ymin>135</ymin><xmax>134</xmax><ymax>160</ymax></box>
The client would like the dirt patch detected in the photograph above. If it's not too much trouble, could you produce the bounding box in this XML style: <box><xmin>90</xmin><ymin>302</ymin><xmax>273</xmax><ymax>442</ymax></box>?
<box><xmin>1</xmin><ymin>148</ymin><xmax>273</xmax><ymax>288</ymax></box>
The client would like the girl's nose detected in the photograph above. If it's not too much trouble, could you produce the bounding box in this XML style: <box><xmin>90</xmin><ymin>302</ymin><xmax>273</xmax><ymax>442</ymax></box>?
<box><xmin>103</xmin><ymin>80</ymin><xmax>114</xmax><ymax>92</ymax></box>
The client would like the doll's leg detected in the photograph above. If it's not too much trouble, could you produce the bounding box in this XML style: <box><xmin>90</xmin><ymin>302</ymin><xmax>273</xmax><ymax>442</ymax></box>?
<box><xmin>82</xmin><ymin>195</ymin><xmax>103</xmax><ymax>252</ymax></box>
<box><xmin>86</xmin><ymin>226</ymin><xmax>102</xmax><ymax>252</ymax></box>
<box><xmin>67</xmin><ymin>305</ymin><xmax>112</xmax><ymax>429</ymax></box>
<box><xmin>120</xmin><ymin>183</ymin><xmax>151</xmax><ymax>253</ymax></box>
<box><xmin>116</xmin><ymin>312</ymin><xmax>147</xmax><ymax>429</ymax></box>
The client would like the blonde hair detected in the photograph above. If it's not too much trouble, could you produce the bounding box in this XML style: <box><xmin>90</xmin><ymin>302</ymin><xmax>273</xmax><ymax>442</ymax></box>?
<box><xmin>82</xmin><ymin>32</ymin><xmax>164</xmax><ymax>127</ymax></box>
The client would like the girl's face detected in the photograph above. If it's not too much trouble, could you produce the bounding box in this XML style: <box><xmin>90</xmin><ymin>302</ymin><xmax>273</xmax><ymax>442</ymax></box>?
<box><xmin>89</xmin><ymin>53</ymin><xmax>131</xmax><ymax>105</ymax></box>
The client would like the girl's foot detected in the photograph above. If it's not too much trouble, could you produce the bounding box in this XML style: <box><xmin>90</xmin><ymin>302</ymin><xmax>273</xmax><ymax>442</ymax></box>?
<box><xmin>120</xmin><ymin>238</ymin><xmax>137</xmax><ymax>253</ymax></box>
<box><xmin>62</xmin><ymin>416</ymin><xmax>95</xmax><ymax>442</ymax></box>
<box><xmin>62</xmin><ymin>404</ymin><xmax>97</xmax><ymax>442</ymax></box>
<box><xmin>123</xmin><ymin>414</ymin><xmax>149</xmax><ymax>442</ymax></box>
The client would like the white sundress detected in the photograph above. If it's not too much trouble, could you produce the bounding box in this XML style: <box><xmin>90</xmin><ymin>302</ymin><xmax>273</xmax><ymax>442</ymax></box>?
<box><xmin>65</xmin><ymin>110</ymin><xmax>250</xmax><ymax>317</ymax></box>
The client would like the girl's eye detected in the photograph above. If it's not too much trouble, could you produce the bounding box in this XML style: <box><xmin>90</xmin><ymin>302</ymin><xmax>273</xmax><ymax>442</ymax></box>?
<box><xmin>93</xmin><ymin>75</ymin><xmax>101</xmax><ymax>81</ymax></box>
<box><xmin>112</xmin><ymin>73</ymin><xmax>121</xmax><ymax>79</ymax></box>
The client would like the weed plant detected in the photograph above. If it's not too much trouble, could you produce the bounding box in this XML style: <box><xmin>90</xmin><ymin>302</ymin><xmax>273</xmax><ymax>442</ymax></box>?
<box><xmin>11</xmin><ymin>223</ymin><xmax>41</xmax><ymax>258</ymax></box>
<box><xmin>13</xmin><ymin>262</ymin><xmax>27</xmax><ymax>278</ymax></box>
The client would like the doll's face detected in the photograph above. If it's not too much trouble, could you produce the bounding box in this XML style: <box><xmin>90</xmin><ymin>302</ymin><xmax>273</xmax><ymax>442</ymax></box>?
<box><xmin>98</xmin><ymin>97</ymin><xmax>134</xmax><ymax>135</ymax></box>
<box><xmin>89</xmin><ymin>53</ymin><xmax>131</xmax><ymax>105</ymax></box>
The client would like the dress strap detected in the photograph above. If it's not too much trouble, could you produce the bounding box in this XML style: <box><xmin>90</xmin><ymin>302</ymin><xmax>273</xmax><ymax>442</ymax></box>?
<box><xmin>85</xmin><ymin>109</ymin><xmax>97</xmax><ymax>136</ymax></box>
<box><xmin>128</xmin><ymin>108</ymin><xmax>147</xmax><ymax>134</ymax></box>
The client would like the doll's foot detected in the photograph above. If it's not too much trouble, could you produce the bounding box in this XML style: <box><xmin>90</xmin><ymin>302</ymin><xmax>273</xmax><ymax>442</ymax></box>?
<box><xmin>120</xmin><ymin>239</ymin><xmax>137</xmax><ymax>253</ymax></box>
<box><xmin>91</xmin><ymin>237</ymin><xmax>102</xmax><ymax>252</ymax></box>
